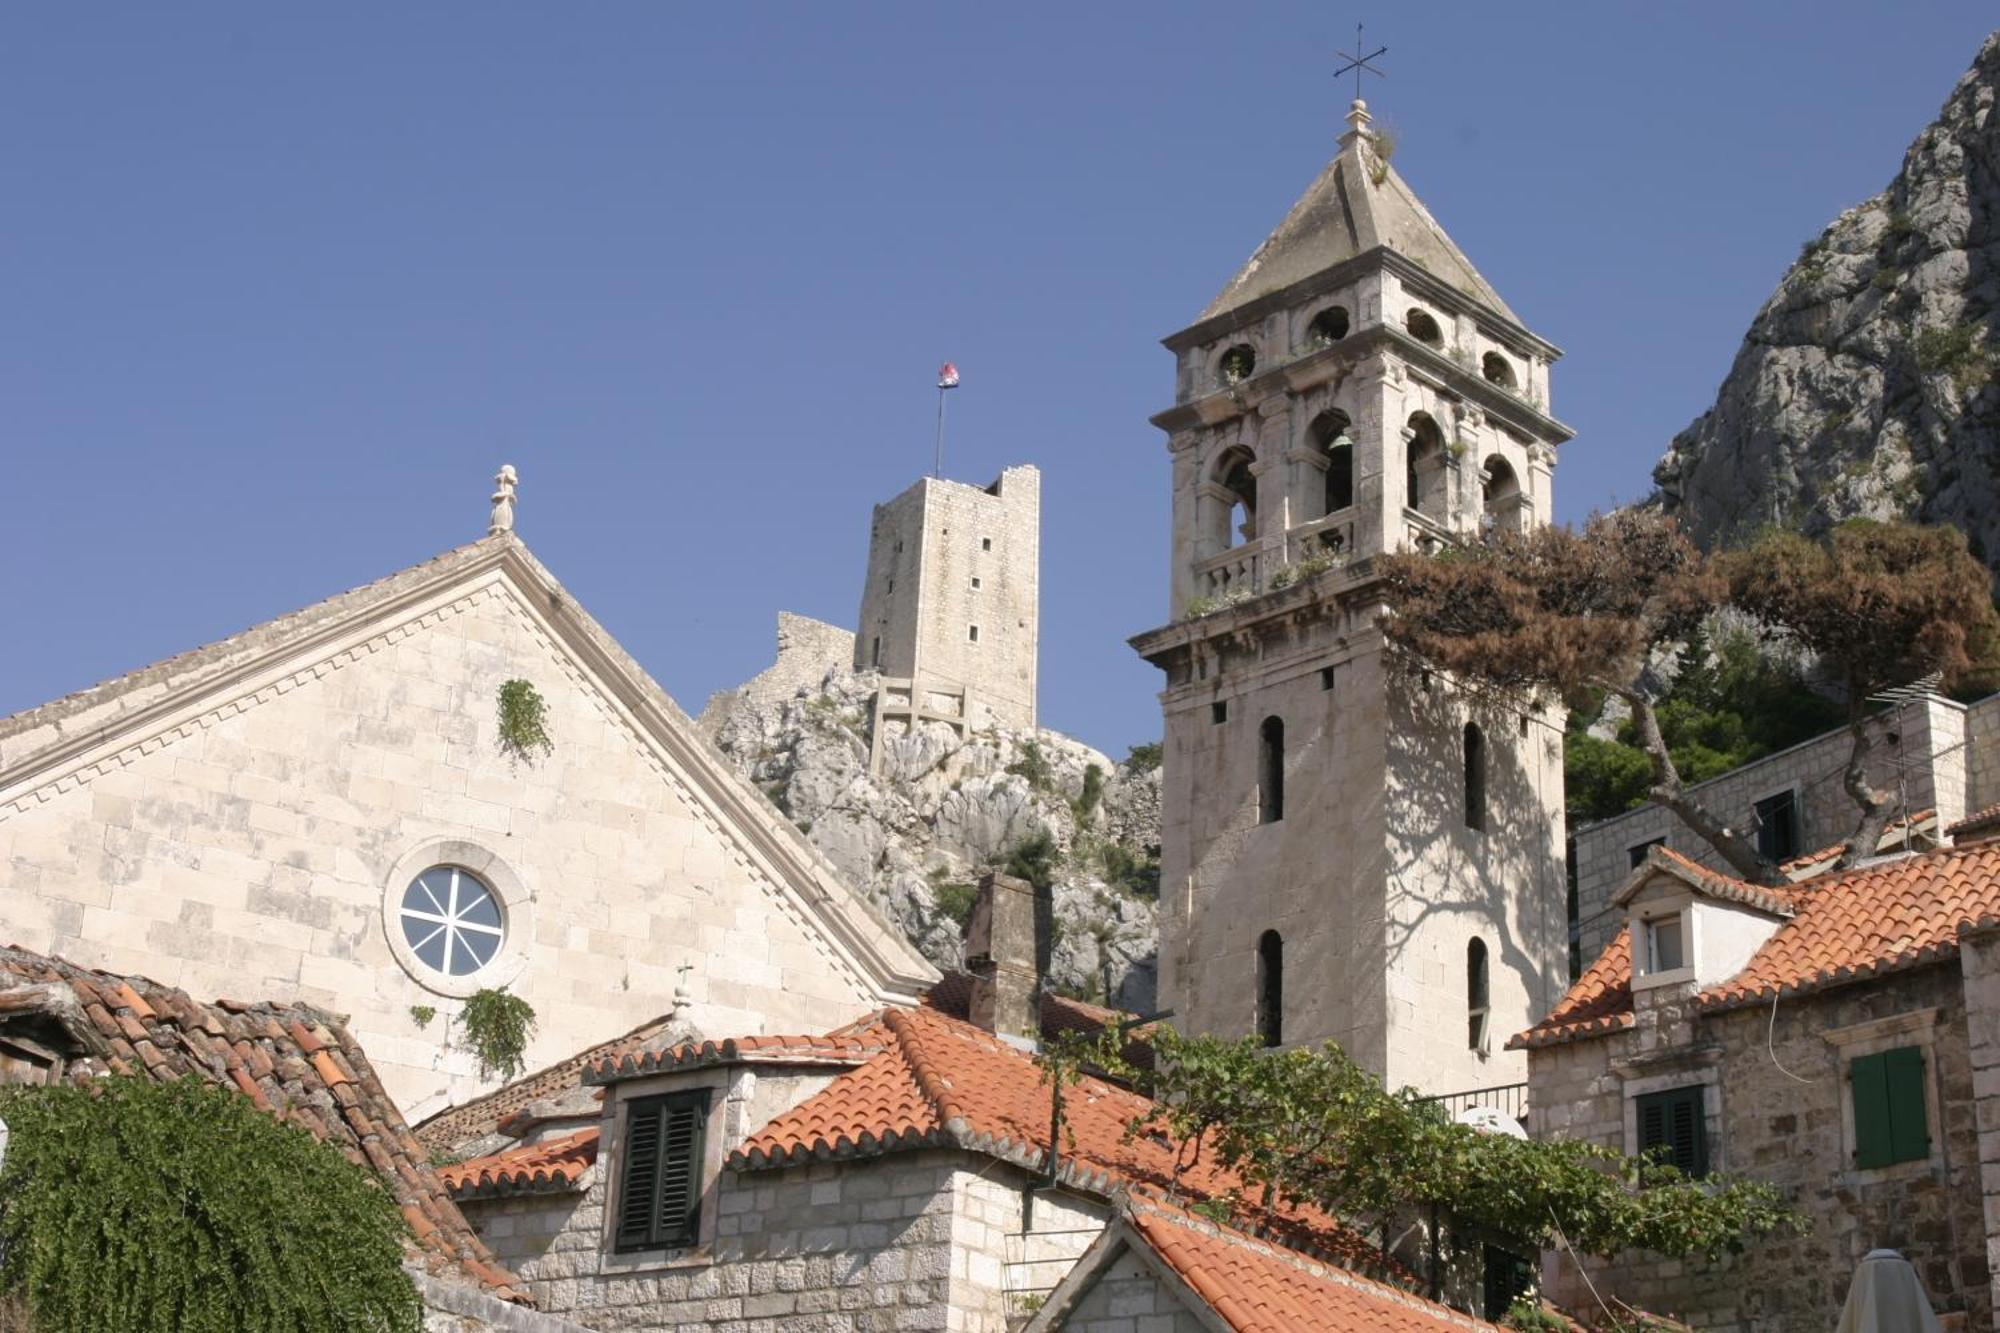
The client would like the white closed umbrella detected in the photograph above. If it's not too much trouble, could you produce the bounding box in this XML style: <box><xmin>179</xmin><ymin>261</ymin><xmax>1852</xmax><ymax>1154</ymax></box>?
<box><xmin>1834</xmin><ymin>1249</ymin><xmax>1943</xmax><ymax>1333</ymax></box>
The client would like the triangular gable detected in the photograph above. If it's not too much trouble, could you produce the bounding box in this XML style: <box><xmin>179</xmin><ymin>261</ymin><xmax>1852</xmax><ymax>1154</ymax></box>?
<box><xmin>0</xmin><ymin>534</ymin><xmax>936</xmax><ymax>1008</ymax></box>
<box><xmin>1609</xmin><ymin>845</ymin><xmax>1796</xmax><ymax>918</ymax></box>
<box><xmin>1199</xmin><ymin>110</ymin><xmax>1519</xmax><ymax>327</ymax></box>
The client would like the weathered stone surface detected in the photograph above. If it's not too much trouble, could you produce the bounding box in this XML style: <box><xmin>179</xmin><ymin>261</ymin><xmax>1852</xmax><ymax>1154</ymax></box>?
<box><xmin>709</xmin><ymin>666</ymin><xmax>1162</xmax><ymax>1011</ymax></box>
<box><xmin>1654</xmin><ymin>33</ymin><xmax>2000</xmax><ymax>559</ymax></box>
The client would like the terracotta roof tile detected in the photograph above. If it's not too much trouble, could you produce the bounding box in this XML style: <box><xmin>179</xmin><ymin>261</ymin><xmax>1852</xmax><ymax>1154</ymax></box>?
<box><xmin>586</xmin><ymin>1029</ymin><xmax>890</xmax><ymax>1084</ymax></box>
<box><xmin>0</xmin><ymin>945</ymin><xmax>526</xmax><ymax>1303</ymax></box>
<box><xmin>1948</xmin><ymin>801</ymin><xmax>2000</xmax><ymax>839</ymax></box>
<box><xmin>1509</xmin><ymin>928</ymin><xmax>1636</xmax><ymax>1050</ymax></box>
<box><xmin>1515</xmin><ymin>842</ymin><xmax>2000</xmax><ymax>1047</ymax></box>
<box><xmin>1121</xmin><ymin>1199</ymin><xmax>1496</xmax><ymax>1332</ymax></box>
<box><xmin>731</xmin><ymin>1006</ymin><xmax>1390</xmax><ymax>1279</ymax></box>
<box><xmin>439</xmin><ymin>1128</ymin><xmax>601</xmax><ymax>1200</ymax></box>
<box><xmin>1780</xmin><ymin>809</ymin><xmax>1937</xmax><ymax>875</ymax></box>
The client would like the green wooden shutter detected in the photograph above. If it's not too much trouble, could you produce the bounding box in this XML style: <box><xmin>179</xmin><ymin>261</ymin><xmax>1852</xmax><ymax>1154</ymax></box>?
<box><xmin>615</xmin><ymin>1100</ymin><xmax>664</xmax><ymax>1249</ymax></box>
<box><xmin>1884</xmin><ymin>1046</ymin><xmax>1930</xmax><ymax>1165</ymax></box>
<box><xmin>1636</xmin><ymin>1087</ymin><xmax>1707</xmax><ymax>1178</ymax></box>
<box><xmin>615</xmin><ymin>1091</ymin><xmax>709</xmax><ymax>1251</ymax></box>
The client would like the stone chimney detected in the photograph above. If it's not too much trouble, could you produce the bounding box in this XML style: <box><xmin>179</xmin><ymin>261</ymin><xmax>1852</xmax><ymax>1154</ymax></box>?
<box><xmin>963</xmin><ymin>871</ymin><xmax>1051</xmax><ymax>1048</ymax></box>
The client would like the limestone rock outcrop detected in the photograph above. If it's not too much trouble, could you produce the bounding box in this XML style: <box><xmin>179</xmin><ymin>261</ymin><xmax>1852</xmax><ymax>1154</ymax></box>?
<box><xmin>1653</xmin><ymin>32</ymin><xmax>2000</xmax><ymax>557</ymax></box>
<box><xmin>708</xmin><ymin>668</ymin><xmax>1162</xmax><ymax>1012</ymax></box>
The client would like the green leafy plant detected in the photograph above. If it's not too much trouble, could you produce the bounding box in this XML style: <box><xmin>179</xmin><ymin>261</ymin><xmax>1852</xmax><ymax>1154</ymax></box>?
<box><xmin>1368</xmin><ymin>127</ymin><xmax>1396</xmax><ymax>185</ymax></box>
<box><xmin>1100</xmin><ymin>842</ymin><xmax>1161</xmax><ymax>898</ymax></box>
<box><xmin>1183</xmin><ymin>587</ymin><xmax>1256</xmax><ymax>619</ymax></box>
<box><xmin>459</xmin><ymin>987</ymin><xmax>537</xmax><ymax>1080</ymax></box>
<box><xmin>1006</xmin><ymin>739</ymin><xmax>1056</xmax><ymax>793</ymax></box>
<box><xmin>1914</xmin><ymin>321</ymin><xmax>1991</xmax><ymax>394</ymax></box>
<box><xmin>1124</xmin><ymin>741</ymin><xmax>1163</xmax><ymax>773</ymax></box>
<box><xmin>1871</xmin><ymin>267</ymin><xmax>1899</xmax><ymax>291</ymax></box>
<box><xmin>495</xmin><ymin>678</ymin><xmax>553</xmax><ymax>764</ymax></box>
<box><xmin>408</xmin><ymin>1004</ymin><xmax>436</xmax><ymax>1029</ymax></box>
<box><xmin>1072</xmin><ymin>763</ymin><xmax>1106</xmax><ymax>820</ymax></box>
<box><xmin>1502</xmin><ymin>1297</ymin><xmax>1570</xmax><ymax>1332</ymax></box>
<box><xmin>1053</xmin><ymin>1026</ymin><xmax>1797</xmax><ymax>1268</ymax></box>
<box><xmin>0</xmin><ymin>1076</ymin><xmax>421</xmax><ymax>1333</ymax></box>
<box><xmin>932</xmin><ymin>880</ymin><xmax>979</xmax><ymax>933</ymax></box>
<box><xmin>1003</xmin><ymin>829</ymin><xmax>1060</xmax><ymax>892</ymax></box>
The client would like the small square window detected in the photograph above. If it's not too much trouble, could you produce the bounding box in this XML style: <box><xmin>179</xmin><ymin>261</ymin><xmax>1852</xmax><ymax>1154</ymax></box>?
<box><xmin>981</xmin><ymin>537</ymin><xmax>993</xmax><ymax>551</ymax></box>
<box><xmin>1211</xmin><ymin>701</ymin><xmax>1228</xmax><ymax>725</ymax></box>
<box><xmin>1755</xmin><ymin>791</ymin><xmax>1801</xmax><ymax>862</ymax></box>
<box><xmin>886</xmin><ymin>578</ymin><xmax>894</xmax><ymax>593</ymax></box>
<box><xmin>968</xmin><ymin>625</ymin><xmax>980</xmax><ymax>642</ymax></box>
<box><xmin>1636</xmin><ymin>1086</ymin><xmax>1708</xmax><ymax>1178</ymax></box>
<box><xmin>615</xmin><ymin>1090</ymin><xmax>709</xmax><ymax>1251</ymax></box>
<box><xmin>971</xmin><ymin>576</ymin><xmax>982</xmax><ymax>590</ymax></box>
<box><xmin>1643</xmin><ymin>914</ymin><xmax>1685</xmax><ymax>974</ymax></box>
<box><xmin>1628</xmin><ymin>837</ymin><xmax>1665</xmax><ymax>869</ymax></box>
<box><xmin>1319</xmin><ymin>666</ymin><xmax>1335</xmax><ymax>692</ymax></box>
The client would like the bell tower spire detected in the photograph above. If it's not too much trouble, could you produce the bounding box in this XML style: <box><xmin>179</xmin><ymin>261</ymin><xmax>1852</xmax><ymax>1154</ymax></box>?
<box><xmin>1131</xmin><ymin>82</ymin><xmax>1575</xmax><ymax>1096</ymax></box>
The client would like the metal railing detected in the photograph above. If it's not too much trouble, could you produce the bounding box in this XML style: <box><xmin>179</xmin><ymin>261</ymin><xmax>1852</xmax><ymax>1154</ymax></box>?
<box><xmin>1418</xmin><ymin>1081</ymin><xmax>1529</xmax><ymax>1127</ymax></box>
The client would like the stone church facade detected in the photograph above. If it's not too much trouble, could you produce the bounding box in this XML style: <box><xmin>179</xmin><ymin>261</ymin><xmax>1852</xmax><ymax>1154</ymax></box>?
<box><xmin>0</xmin><ymin>524</ymin><xmax>935</xmax><ymax>1119</ymax></box>
<box><xmin>1131</xmin><ymin>101</ymin><xmax>1573</xmax><ymax>1097</ymax></box>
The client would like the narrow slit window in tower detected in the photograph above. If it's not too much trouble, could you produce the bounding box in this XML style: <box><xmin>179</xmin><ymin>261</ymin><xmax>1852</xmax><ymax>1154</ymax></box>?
<box><xmin>1464</xmin><ymin>722</ymin><xmax>1487</xmax><ymax>832</ymax></box>
<box><xmin>1256</xmin><ymin>930</ymin><xmax>1283</xmax><ymax>1048</ymax></box>
<box><xmin>1258</xmin><ymin>717</ymin><xmax>1284</xmax><ymax>824</ymax></box>
<box><xmin>1467</xmin><ymin>937</ymin><xmax>1490</xmax><ymax>1052</ymax></box>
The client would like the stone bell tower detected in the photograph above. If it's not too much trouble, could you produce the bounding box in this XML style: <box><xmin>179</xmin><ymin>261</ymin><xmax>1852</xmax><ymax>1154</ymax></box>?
<box><xmin>1130</xmin><ymin>100</ymin><xmax>1574</xmax><ymax>1097</ymax></box>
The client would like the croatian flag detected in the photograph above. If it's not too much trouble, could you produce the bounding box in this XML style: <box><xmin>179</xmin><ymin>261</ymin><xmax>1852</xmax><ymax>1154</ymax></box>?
<box><xmin>938</xmin><ymin>362</ymin><xmax>960</xmax><ymax>390</ymax></box>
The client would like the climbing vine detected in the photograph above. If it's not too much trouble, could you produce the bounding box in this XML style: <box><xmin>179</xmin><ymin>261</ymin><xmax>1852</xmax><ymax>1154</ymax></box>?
<box><xmin>459</xmin><ymin>987</ymin><xmax>537</xmax><ymax>1079</ymax></box>
<box><xmin>495</xmin><ymin>678</ymin><xmax>553</xmax><ymax>764</ymax></box>
<box><xmin>0</xmin><ymin>1075</ymin><xmax>420</xmax><ymax>1333</ymax></box>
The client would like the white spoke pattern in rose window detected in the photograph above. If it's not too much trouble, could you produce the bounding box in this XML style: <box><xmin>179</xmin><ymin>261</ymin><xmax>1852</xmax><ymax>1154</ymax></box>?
<box><xmin>399</xmin><ymin>866</ymin><xmax>505</xmax><ymax>977</ymax></box>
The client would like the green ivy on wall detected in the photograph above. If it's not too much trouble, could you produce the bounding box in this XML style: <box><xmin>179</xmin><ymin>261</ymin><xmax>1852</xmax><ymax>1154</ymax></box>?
<box><xmin>459</xmin><ymin>987</ymin><xmax>537</xmax><ymax>1080</ymax></box>
<box><xmin>495</xmin><ymin>678</ymin><xmax>553</xmax><ymax>764</ymax></box>
<box><xmin>0</xmin><ymin>1076</ymin><xmax>421</xmax><ymax>1333</ymax></box>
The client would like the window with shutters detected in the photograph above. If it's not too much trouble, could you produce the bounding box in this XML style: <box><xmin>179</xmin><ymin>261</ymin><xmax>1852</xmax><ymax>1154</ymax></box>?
<box><xmin>1851</xmin><ymin>1046</ymin><xmax>1930</xmax><ymax>1169</ymax></box>
<box><xmin>1635</xmin><ymin>1086</ymin><xmax>1708</xmax><ymax>1178</ymax></box>
<box><xmin>615</xmin><ymin>1090</ymin><xmax>710</xmax><ymax>1252</ymax></box>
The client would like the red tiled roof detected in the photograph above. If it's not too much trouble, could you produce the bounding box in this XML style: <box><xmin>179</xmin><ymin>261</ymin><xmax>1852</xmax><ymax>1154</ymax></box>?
<box><xmin>1619</xmin><ymin>846</ymin><xmax>1801</xmax><ymax>917</ymax></box>
<box><xmin>0</xmin><ymin>945</ymin><xmax>525</xmax><ymax>1301</ymax></box>
<box><xmin>586</xmin><ymin>1027</ymin><xmax>891</xmax><ymax>1083</ymax></box>
<box><xmin>1120</xmin><ymin>1199</ymin><xmax>1496</xmax><ymax>1332</ymax></box>
<box><xmin>1509</xmin><ymin>928</ymin><xmax>1636</xmax><ymax>1050</ymax></box>
<box><xmin>416</xmin><ymin>1011</ymin><xmax>673</xmax><ymax>1152</ymax></box>
<box><xmin>1948</xmin><ymin>802</ymin><xmax>2000</xmax><ymax>839</ymax></box>
<box><xmin>729</xmin><ymin>1006</ymin><xmax>1390</xmax><ymax>1278</ymax></box>
<box><xmin>1515</xmin><ymin>841</ymin><xmax>2000</xmax><ymax>1047</ymax></box>
<box><xmin>440</xmin><ymin>1127</ymin><xmax>600</xmax><ymax>1200</ymax></box>
<box><xmin>1780</xmin><ymin>809</ymin><xmax>1937</xmax><ymax>876</ymax></box>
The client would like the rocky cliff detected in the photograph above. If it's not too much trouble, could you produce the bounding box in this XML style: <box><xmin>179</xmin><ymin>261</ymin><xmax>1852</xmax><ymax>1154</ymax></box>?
<box><xmin>1653</xmin><ymin>32</ymin><xmax>2000</xmax><ymax>556</ymax></box>
<box><xmin>706</xmin><ymin>668</ymin><xmax>1162</xmax><ymax>1012</ymax></box>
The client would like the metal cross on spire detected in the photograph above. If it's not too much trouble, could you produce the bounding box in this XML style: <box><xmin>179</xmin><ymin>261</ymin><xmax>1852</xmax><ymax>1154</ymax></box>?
<box><xmin>1333</xmin><ymin>22</ymin><xmax>1387</xmax><ymax>103</ymax></box>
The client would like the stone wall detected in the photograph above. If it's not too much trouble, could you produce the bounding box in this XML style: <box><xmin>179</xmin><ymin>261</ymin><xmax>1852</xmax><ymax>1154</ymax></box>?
<box><xmin>0</xmin><ymin>575</ymin><xmax>885</xmax><ymax>1117</ymax></box>
<box><xmin>696</xmin><ymin>612</ymin><xmax>854</xmax><ymax>739</ymax></box>
<box><xmin>1570</xmin><ymin>696</ymin><xmax>1975</xmax><ymax>966</ymax></box>
<box><xmin>1053</xmin><ymin>1246</ymin><xmax>1206</xmax><ymax>1331</ymax></box>
<box><xmin>854</xmin><ymin>467</ymin><xmax>1040</xmax><ymax>733</ymax></box>
<box><xmin>463</xmin><ymin>1144</ymin><xmax>1107</xmax><ymax>1332</ymax></box>
<box><xmin>1529</xmin><ymin>962</ymin><xmax>1988</xmax><ymax>1330</ymax></box>
<box><xmin>1968</xmin><ymin>695</ymin><xmax>2000</xmax><ymax>820</ymax></box>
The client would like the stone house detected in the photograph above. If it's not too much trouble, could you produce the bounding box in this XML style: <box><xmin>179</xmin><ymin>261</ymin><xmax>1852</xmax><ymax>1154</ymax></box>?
<box><xmin>1517</xmin><ymin>815</ymin><xmax>2000</xmax><ymax>1331</ymax></box>
<box><xmin>0</xmin><ymin>496</ymin><xmax>935</xmax><ymax>1118</ymax></box>
<box><xmin>431</xmin><ymin>989</ymin><xmax>1510</xmax><ymax>1332</ymax></box>
<box><xmin>1567</xmin><ymin>689</ymin><xmax>2000</xmax><ymax>970</ymax></box>
<box><xmin>1130</xmin><ymin>98</ymin><xmax>1572</xmax><ymax>1097</ymax></box>
<box><xmin>0</xmin><ymin>942</ymin><xmax>585</xmax><ymax>1332</ymax></box>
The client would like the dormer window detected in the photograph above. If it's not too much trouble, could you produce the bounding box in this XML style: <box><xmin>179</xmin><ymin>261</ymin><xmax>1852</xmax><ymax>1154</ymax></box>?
<box><xmin>1217</xmin><ymin>344</ymin><xmax>1257</xmax><ymax>386</ymax></box>
<box><xmin>615</xmin><ymin>1090</ymin><xmax>710</xmax><ymax>1252</ymax></box>
<box><xmin>1642</xmin><ymin>913</ymin><xmax>1686</xmax><ymax>975</ymax></box>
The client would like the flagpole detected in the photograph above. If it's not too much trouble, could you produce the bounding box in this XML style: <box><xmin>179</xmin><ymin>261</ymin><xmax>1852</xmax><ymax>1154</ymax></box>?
<box><xmin>934</xmin><ymin>381</ymin><xmax>947</xmax><ymax>478</ymax></box>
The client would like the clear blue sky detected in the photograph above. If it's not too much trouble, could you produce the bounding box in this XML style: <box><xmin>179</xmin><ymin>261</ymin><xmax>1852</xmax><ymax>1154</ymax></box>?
<box><xmin>4</xmin><ymin>6</ymin><xmax>1994</xmax><ymax>756</ymax></box>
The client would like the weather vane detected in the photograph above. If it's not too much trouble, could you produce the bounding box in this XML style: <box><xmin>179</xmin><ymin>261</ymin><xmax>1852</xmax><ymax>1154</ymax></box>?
<box><xmin>1333</xmin><ymin>22</ymin><xmax>1387</xmax><ymax>103</ymax></box>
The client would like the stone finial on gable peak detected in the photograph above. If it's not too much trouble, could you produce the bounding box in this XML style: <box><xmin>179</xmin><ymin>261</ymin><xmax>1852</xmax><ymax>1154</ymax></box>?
<box><xmin>488</xmin><ymin>464</ymin><xmax>519</xmax><ymax>536</ymax></box>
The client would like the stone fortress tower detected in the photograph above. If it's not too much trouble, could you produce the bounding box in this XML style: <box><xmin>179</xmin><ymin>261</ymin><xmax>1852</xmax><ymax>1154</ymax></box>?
<box><xmin>855</xmin><ymin>465</ymin><xmax>1040</xmax><ymax>744</ymax></box>
<box><xmin>1130</xmin><ymin>101</ymin><xmax>1573</xmax><ymax>1097</ymax></box>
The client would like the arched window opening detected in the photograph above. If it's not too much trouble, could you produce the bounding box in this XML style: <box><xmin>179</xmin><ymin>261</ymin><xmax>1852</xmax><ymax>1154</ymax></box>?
<box><xmin>1305</xmin><ymin>306</ymin><xmax>1350</xmax><ymax>349</ymax></box>
<box><xmin>1482</xmin><ymin>456</ymin><xmax>1524</xmax><ymax>533</ymax></box>
<box><xmin>1405</xmin><ymin>308</ymin><xmax>1444</xmax><ymax>347</ymax></box>
<box><xmin>1463</xmin><ymin>722</ymin><xmax>1487</xmax><ymax>832</ymax></box>
<box><xmin>1256</xmin><ymin>930</ymin><xmax>1284</xmax><ymax>1048</ymax></box>
<box><xmin>1259</xmin><ymin>716</ymin><xmax>1285</xmax><ymax>824</ymax></box>
<box><xmin>1405</xmin><ymin>412</ymin><xmax>1446</xmax><ymax>520</ymax></box>
<box><xmin>1209</xmin><ymin>447</ymin><xmax>1258</xmax><ymax>552</ymax></box>
<box><xmin>1467</xmin><ymin>937</ymin><xmax>1491</xmax><ymax>1052</ymax></box>
<box><xmin>1217</xmin><ymin>344</ymin><xmax>1257</xmax><ymax>387</ymax></box>
<box><xmin>1482</xmin><ymin>351</ymin><xmax>1517</xmax><ymax>389</ymax></box>
<box><xmin>1310</xmin><ymin>411</ymin><xmax>1354</xmax><ymax>516</ymax></box>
